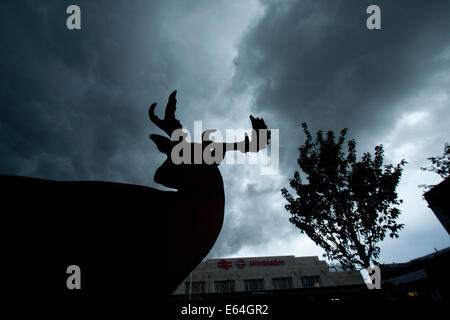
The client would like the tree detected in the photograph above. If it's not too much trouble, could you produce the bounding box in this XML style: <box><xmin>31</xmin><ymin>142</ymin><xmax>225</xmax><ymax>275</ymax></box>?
<box><xmin>281</xmin><ymin>123</ymin><xmax>406</xmax><ymax>270</ymax></box>
<box><xmin>419</xmin><ymin>143</ymin><xmax>449</xmax><ymax>190</ymax></box>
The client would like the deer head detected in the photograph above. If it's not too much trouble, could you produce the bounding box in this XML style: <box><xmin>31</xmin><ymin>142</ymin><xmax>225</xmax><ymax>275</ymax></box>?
<box><xmin>149</xmin><ymin>90</ymin><xmax>270</xmax><ymax>193</ymax></box>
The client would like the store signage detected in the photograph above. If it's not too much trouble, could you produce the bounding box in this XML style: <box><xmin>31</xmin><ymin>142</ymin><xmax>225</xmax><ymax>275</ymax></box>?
<box><xmin>217</xmin><ymin>259</ymin><xmax>233</xmax><ymax>270</ymax></box>
<box><xmin>250</xmin><ymin>259</ymin><xmax>285</xmax><ymax>266</ymax></box>
<box><xmin>217</xmin><ymin>258</ymin><xmax>285</xmax><ymax>269</ymax></box>
<box><xmin>235</xmin><ymin>259</ymin><xmax>246</xmax><ymax>269</ymax></box>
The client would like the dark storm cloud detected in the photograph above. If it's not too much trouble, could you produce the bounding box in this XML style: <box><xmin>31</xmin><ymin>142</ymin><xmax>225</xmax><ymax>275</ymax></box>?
<box><xmin>211</xmin><ymin>170</ymin><xmax>287</xmax><ymax>256</ymax></box>
<box><xmin>0</xmin><ymin>0</ymin><xmax>233</xmax><ymax>186</ymax></box>
<box><xmin>1</xmin><ymin>0</ymin><xmax>162</xmax><ymax>184</ymax></box>
<box><xmin>0</xmin><ymin>0</ymin><xmax>277</xmax><ymax>260</ymax></box>
<box><xmin>227</xmin><ymin>0</ymin><xmax>450</xmax><ymax>261</ymax></box>
<box><xmin>1</xmin><ymin>0</ymin><xmax>448</xmax><ymax>262</ymax></box>
<box><xmin>233</xmin><ymin>0</ymin><xmax>450</xmax><ymax>160</ymax></box>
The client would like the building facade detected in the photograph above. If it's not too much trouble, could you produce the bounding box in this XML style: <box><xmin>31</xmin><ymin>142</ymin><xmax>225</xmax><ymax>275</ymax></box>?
<box><xmin>173</xmin><ymin>255</ymin><xmax>363</xmax><ymax>295</ymax></box>
<box><xmin>381</xmin><ymin>246</ymin><xmax>450</xmax><ymax>301</ymax></box>
<box><xmin>424</xmin><ymin>177</ymin><xmax>450</xmax><ymax>235</ymax></box>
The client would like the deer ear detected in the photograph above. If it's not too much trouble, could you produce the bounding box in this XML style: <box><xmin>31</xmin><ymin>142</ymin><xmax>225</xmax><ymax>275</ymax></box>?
<box><xmin>150</xmin><ymin>134</ymin><xmax>173</xmax><ymax>155</ymax></box>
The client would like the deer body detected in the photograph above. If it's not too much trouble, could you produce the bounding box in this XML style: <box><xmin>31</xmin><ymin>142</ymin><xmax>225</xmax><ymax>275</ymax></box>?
<box><xmin>165</xmin><ymin>167</ymin><xmax>225</xmax><ymax>294</ymax></box>
<box><xmin>0</xmin><ymin>174</ymin><xmax>224</xmax><ymax>297</ymax></box>
<box><xmin>0</xmin><ymin>90</ymin><xmax>268</xmax><ymax>300</ymax></box>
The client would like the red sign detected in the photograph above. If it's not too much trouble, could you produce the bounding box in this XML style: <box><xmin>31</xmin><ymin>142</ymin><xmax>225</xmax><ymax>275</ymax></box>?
<box><xmin>235</xmin><ymin>259</ymin><xmax>246</xmax><ymax>269</ymax></box>
<box><xmin>217</xmin><ymin>259</ymin><xmax>233</xmax><ymax>270</ymax></box>
<box><xmin>217</xmin><ymin>259</ymin><xmax>285</xmax><ymax>269</ymax></box>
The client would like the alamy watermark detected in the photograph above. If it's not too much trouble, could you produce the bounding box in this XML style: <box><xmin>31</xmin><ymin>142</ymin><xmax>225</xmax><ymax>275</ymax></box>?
<box><xmin>365</xmin><ymin>265</ymin><xmax>381</xmax><ymax>290</ymax></box>
<box><xmin>66</xmin><ymin>4</ymin><xmax>381</xmax><ymax>31</ymax></box>
<box><xmin>66</xmin><ymin>264</ymin><xmax>81</xmax><ymax>290</ymax></box>
<box><xmin>168</xmin><ymin>121</ymin><xmax>279</xmax><ymax>175</ymax></box>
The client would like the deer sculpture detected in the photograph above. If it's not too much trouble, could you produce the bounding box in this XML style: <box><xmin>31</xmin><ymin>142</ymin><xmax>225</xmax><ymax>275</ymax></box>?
<box><xmin>0</xmin><ymin>90</ymin><xmax>270</xmax><ymax>300</ymax></box>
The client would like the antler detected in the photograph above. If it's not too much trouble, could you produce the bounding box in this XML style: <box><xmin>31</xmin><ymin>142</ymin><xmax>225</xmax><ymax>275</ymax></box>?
<box><xmin>148</xmin><ymin>90</ymin><xmax>182</xmax><ymax>137</ymax></box>
<box><xmin>149</xmin><ymin>91</ymin><xmax>270</xmax><ymax>161</ymax></box>
<box><xmin>219</xmin><ymin>115</ymin><xmax>271</xmax><ymax>154</ymax></box>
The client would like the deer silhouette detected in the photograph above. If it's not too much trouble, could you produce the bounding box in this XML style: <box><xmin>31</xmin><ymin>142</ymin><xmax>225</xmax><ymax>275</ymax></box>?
<box><xmin>0</xmin><ymin>90</ymin><xmax>270</xmax><ymax>300</ymax></box>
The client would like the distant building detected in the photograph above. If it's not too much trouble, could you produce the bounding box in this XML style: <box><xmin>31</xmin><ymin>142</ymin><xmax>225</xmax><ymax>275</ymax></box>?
<box><xmin>381</xmin><ymin>246</ymin><xmax>450</xmax><ymax>301</ymax></box>
<box><xmin>424</xmin><ymin>177</ymin><xmax>450</xmax><ymax>234</ymax></box>
<box><xmin>172</xmin><ymin>255</ymin><xmax>363</xmax><ymax>296</ymax></box>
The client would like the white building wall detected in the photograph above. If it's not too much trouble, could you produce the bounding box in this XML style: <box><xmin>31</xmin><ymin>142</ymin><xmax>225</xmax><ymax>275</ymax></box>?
<box><xmin>173</xmin><ymin>255</ymin><xmax>364</xmax><ymax>295</ymax></box>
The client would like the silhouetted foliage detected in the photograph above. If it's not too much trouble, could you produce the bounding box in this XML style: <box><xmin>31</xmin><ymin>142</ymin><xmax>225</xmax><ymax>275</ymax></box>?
<box><xmin>419</xmin><ymin>143</ymin><xmax>450</xmax><ymax>190</ymax></box>
<box><xmin>281</xmin><ymin>123</ymin><xmax>406</xmax><ymax>270</ymax></box>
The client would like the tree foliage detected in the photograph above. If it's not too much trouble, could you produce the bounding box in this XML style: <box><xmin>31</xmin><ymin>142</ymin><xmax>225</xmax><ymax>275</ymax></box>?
<box><xmin>281</xmin><ymin>123</ymin><xmax>406</xmax><ymax>270</ymax></box>
<box><xmin>419</xmin><ymin>143</ymin><xmax>449</xmax><ymax>190</ymax></box>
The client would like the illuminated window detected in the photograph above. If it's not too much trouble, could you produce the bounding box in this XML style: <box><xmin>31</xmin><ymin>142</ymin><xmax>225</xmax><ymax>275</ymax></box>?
<box><xmin>244</xmin><ymin>279</ymin><xmax>265</xmax><ymax>291</ymax></box>
<box><xmin>272</xmin><ymin>277</ymin><xmax>294</xmax><ymax>290</ymax></box>
<box><xmin>301</xmin><ymin>276</ymin><xmax>320</xmax><ymax>288</ymax></box>
<box><xmin>407</xmin><ymin>292</ymin><xmax>418</xmax><ymax>297</ymax></box>
<box><xmin>214</xmin><ymin>280</ymin><xmax>235</xmax><ymax>293</ymax></box>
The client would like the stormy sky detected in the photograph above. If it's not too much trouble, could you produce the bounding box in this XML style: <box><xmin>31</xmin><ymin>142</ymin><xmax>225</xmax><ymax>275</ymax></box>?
<box><xmin>1</xmin><ymin>0</ymin><xmax>449</xmax><ymax>266</ymax></box>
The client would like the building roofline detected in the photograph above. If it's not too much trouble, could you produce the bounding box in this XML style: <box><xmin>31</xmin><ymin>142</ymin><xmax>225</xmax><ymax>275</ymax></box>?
<box><xmin>205</xmin><ymin>255</ymin><xmax>312</xmax><ymax>261</ymax></box>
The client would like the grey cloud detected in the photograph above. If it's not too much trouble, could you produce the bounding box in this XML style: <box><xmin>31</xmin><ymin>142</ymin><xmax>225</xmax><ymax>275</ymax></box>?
<box><xmin>0</xmin><ymin>0</ymin><xmax>243</xmax><ymax>186</ymax></box>
<box><xmin>233</xmin><ymin>0</ymin><xmax>450</xmax><ymax>152</ymax></box>
<box><xmin>208</xmin><ymin>164</ymin><xmax>294</xmax><ymax>258</ymax></box>
<box><xmin>1</xmin><ymin>0</ymin><xmax>276</xmax><ymax>258</ymax></box>
<box><xmin>1</xmin><ymin>0</ymin><xmax>160</xmax><ymax>183</ymax></box>
<box><xmin>226</xmin><ymin>0</ymin><xmax>450</xmax><ymax>261</ymax></box>
<box><xmin>1</xmin><ymin>0</ymin><xmax>448</xmax><ymax>263</ymax></box>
